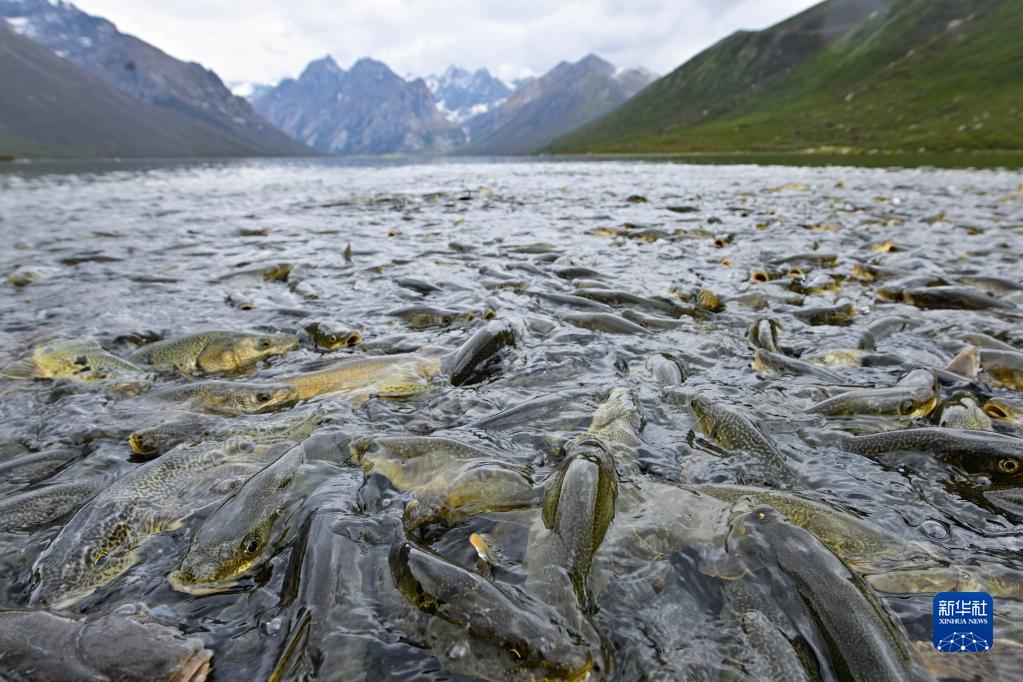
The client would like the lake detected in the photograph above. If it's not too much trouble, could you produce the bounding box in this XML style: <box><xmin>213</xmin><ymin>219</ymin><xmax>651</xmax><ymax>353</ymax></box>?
<box><xmin>1</xmin><ymin>157</ymin><xmax>1022</xmax><ymax>680</ymax></box>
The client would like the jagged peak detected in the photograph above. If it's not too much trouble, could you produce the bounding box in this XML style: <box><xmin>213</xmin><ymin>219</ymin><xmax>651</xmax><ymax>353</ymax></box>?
<box><xmin>350</xmin><ymin>56</ymin><xmax>391</xmax><ymax>72</ymax></box>
<box><xmin>299</xmin><ymin>54</ymin><xmax>342</xmax><ymax>80</ymax></box>
<box><xmin>576</xmin><ymin>53</ymin><xmax>614</xmax><ymax>71</ymax></box>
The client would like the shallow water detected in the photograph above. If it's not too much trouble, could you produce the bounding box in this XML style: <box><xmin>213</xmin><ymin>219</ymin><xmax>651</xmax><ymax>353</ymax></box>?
<box><xmin>1</xmin><ymin>158</ymin><xmax>1023</xmax><ymax>680</ymax></box>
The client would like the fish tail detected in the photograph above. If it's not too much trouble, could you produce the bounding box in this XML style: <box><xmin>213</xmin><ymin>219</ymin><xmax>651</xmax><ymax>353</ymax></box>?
<box><xmin>0</xmin><ymin>356</ymin><xmax>43</xmax><ymax>380</ymax></box>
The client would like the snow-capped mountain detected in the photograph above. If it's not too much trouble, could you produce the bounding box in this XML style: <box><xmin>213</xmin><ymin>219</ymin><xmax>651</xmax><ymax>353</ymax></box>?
<box><xmin>424</xmin><ymin>66</ymin><xmax>512</xmax><ymax>123</ymax></box>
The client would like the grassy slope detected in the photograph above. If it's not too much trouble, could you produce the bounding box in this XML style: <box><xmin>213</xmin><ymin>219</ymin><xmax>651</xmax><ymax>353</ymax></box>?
<box><xmin>548</xmin><ymin>0</ymin><xmax>1023</xmax><ymax>154</ymax></box>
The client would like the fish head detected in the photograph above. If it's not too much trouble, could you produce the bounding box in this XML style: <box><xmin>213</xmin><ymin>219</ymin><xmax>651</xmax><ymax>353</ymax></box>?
<box><xmin>314</xmin><ymin>328</ymin><xmax>363</xmax><ymax>350</ymax></box>
<box><xmin>204</xmin><ymin>382</ymin><xmax>299</xmax><ymax>414</ymax></box>
<box><xmin>723</xmin><ymin>505</ymin><xmax>788</xmax><ymax>571</ymax></box>
<box><xmin>197</xmin><ymin>333</ymin><xmax>299</xmax><ymax>372</ymax></box>
<box><xmin>170</xmin><ymin>515</ymin><xmax>276</xmax><ymax>594</ymax></box>
<box><xmin>128</xmin><ymin>428</ymin><xmax>162</xmax><ymax>456</ymax></box>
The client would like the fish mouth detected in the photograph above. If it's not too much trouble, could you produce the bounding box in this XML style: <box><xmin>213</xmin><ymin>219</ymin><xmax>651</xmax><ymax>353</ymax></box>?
<box><xmin>168</xmin><ymin>569</ymin><xmax>239</xmax><ymax>596</ymax></box>
<box><xmin>127</xmin><ymin>432</ymin><xmax>152</xmax><ymax>455</ymax></box>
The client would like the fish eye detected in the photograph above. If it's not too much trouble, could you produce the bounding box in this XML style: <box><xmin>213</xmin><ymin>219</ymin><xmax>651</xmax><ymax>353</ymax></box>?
<box><xmin>256</xmin><ymin>392</ymin><xmax>272</xmax><ymax>403</ymax></box>
<box><xmin>328</xmin><ymin>334</ymin><xmax>339</xmax><ymax>344</ymax></box>
<box><xmin>899</xmin><ymin>399</ymin><xmax>916</xmax><ymax>414</ymax></box>
<box><xmin>242</xmin><ymin>536</ymin><xmax>260</xmax><ymax>555</ymax></box>
<box><xmin>998</xmin><ymin>459</ymin><xmax>1021</xmax><ymax>475</ymax></box>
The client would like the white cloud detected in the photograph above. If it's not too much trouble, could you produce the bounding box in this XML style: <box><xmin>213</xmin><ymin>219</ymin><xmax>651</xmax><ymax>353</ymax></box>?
<box><xmin>71</xmin><ymin>0</ymin><xmax>821</xmax><ymax>85</ymax></box>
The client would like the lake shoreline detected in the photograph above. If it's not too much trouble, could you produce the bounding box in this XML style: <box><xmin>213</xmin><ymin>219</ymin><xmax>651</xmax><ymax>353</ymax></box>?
<box><xmin>545</xmin><ymin>149</ymin><xmax>1023</xmax><ymax>169</ymax></box>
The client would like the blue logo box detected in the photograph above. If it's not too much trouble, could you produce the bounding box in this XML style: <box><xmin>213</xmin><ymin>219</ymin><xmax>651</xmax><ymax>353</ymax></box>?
<box><xmin>933</xmin><ymin>592</ymin><xmax>993</xmax><ymax>653</ymax></box>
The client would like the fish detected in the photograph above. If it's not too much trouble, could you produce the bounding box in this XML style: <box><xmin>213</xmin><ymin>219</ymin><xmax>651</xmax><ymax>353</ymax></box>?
<box><xmin>145</xmin><ymin>381</ymin><xmax>300</xmax><ymax>414</ymax></box>
<box><xmin>128</xmin><ymin>407</ymin><xmax>322</xmax><ymax>457</ymax></box>
<box><xmin>304</xmin><ymin>322</ymin><xmax>363</xmax><ymax>350</ymax></box>
<box><xmin>130</xmin><ymin>330</ymin><xmax>298</xmax><ymax>375</ymax></box>
<box><xmin>620</xmin><ymin>308</ymin><xmax>688</xmax><ymax>329</ymax></box>
<box><xmin>807</xmin><ymin>369</ymin><xmax>937</xmax><ymax>417</ymax></box>
<box><xmin>691</xmin><ymin>484</ymin><xmax>935</xmax><ymax>572</ymax></box>
<box><xmin>587</xmin><ymin>387</ymin><xmax>643</xmax><ymax>453</ymax></box>
<box><xmin>442</xmin><ymin>320</ymin><xmax>516</xmax><ymax>386</ymax></box>
<box><xmin>389</xmin><ymin>541</ymin><xmax>594</xmax><ymax>681</ymax></box>
<box><xmin>747</xmin><ymin>318</ymin><xmax>782</xmax><ymax>352</ymax></box>
<box><xmin>903</xmin><ymin>286</ymin><xmax>1012</xmax><ymax>310</ymax></box>
<box><xmin>673</xmin><ymin>391</ymin><xmax>800</xmax><ymax>485</ymax></box>
<box><xmin>1</xmin><ymin>337</ymin><xmax>147</xmax><ymax>383</ymax></box>
<box><xmin>353</xmin><ymin>436</ymin><xmax>538</xmax><ymax>528</ymax></box>
<box><xmin>572</xmin><ymin>288</ymin><xmax>690</xmax><ymax>317</ymax></box>
<box><xmin>752</xmin><ymin>349</ymin><xmax>845</xmax><ymax>382</ymax></box>
<box><xmin>645</xmin><ymin>353</ymin><xmax>687</xmax><ymax>385</ymax></box>
<box><xmin>983</xmin><ymin>396</ymin><xmax>1023</xmax><ymax>426</ymax></box>
<box><xmin>387</xmin><ymin>306</ymin><xmax>477</xmax><ymax>328</ymax></box>
<box><xmin>669</xmin><ymin>285</ymin><xmax>726</xmax><ymax>312</ymax></box>
<box><xmin>857</xmin><ymin>315</ymin><xmax>917</xmax><ymax>351</ymax></box>
<box><xmin>0</xmin><ymin>481</ymin><xmax>102</xmax><ymax>532</ymax></box>
<box><xmin>980</xmin><ymin>349</ymin><xmax>1023</xmax><ymax>390</ymax></box>
<box><xmin>562</xmin><ymin>312</ymin><xmax>649</xmax><ymax>334</ymax></box>
<box><xmin>737</xmin><ymin>610</ymin><xmax>819</xmax><ymax>682</ymax></box>
<box><xmin>843</xmin><ymin>427</ymin><xmax>1023</xmax><ymax>458</ymax></box>
<box><xmin>527</xmin><ymin>440</ymin><xmax>619</xmax><ymax>609</ymax></box>
<box><xmin>0</xmin><ymin>610</ymin><xmax>212</xmax><ymax>682</ymax></box>
<box><xmin>0</xmin><ymin>446</ymin><xmax>82</xmax><ymax>483</ymax></box>
<box><xmin>938</xmin><ymin>396</ymin><xmax>993</xmax><ymax>431</ymax></box>
<box><xmin>792</xmin><ymin>300</ymin><xmax>855</xmax><ymax>326</ymax></box>
<box><xmin>280</xmin><ymin>352</ymin><xmax>443</xmax><ymax>401</ymax></box>
<box><xmin>945</xmin><ymin>345</ymin><xmax>980</xmax><ymax>378</ymax></box>
<box><xmin>842</xmin><ymin>428</ymin><xmax>1023</xmax><ymax>483</ymax></box>
<box><xmin>169</xmin><ymin>444</ymin><xmax>305</xmax><ymax>594</ymax></box>
<box><xmin>29</xmin><ymin>440</ymin><xmax>290</xmax><ymax>609</ymax></box>
<box><xmin>727</xmin><ymin>507</ymin><xmax>930</xmax><ymax>682</ymax></box>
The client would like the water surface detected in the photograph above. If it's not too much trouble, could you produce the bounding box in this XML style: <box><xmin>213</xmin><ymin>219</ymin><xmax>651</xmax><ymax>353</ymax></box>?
<box><xmin>1</xmin><ymin>158</ymin><xmax>1022</xmax><ymax>680</ymax></box>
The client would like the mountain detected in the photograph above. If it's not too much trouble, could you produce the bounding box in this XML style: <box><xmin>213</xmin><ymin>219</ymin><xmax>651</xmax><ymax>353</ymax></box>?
<box><xmin>0</xmin><ymin>23</ymin><xmax>280</xmax><ymax>157</ymax></box>
<box><xmin>425</xmin><ymin>66</ymin><xmax>512</xmax><ymax>123</ymax></box>
<box><xmin>460</xmin><ymin>54</ymin><xmax>656</xmax><ymax>155</ymax></box>
<box><xmin>0</xmin><ymin>0</ymin><xmax>310</xmax><ymax>156</ymax></box>
<box><xmin>549</xmin><ymin>0</ymin><xmax>1023</xmax><ymax>154</ymax></box>
<box><xmin>252</xmin><ymin>56</ymin><xmax>463</xmax><ymax>155</ymax></box>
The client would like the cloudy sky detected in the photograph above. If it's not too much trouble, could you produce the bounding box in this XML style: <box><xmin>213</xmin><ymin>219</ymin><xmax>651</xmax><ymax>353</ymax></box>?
<box><xmin>73</xmin><ymin>0</ymin><xmax>820</xmax><ymax>85</ymax></box>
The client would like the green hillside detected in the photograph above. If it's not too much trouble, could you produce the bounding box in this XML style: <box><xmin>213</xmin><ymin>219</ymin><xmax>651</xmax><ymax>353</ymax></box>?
<box><xmin>547</xmin><ymin>0</ymin><xmax>1023</xmax><ymax>155</ymax></box>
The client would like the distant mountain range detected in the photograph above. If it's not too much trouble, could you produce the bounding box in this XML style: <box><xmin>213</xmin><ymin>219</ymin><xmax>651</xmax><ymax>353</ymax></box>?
<box><xmin>549</xmin><ymin>0</ymin><xmax>1023</xmax><ymax>154</ymax></box>
<box><xmin>0</xmin><ymin>0</ymin><xmax>656</xmax><ymax>159</ymax></box>
<box><xmin>249</xmin><ymin>54</ymin><xmax>655</xmax><ymax>156</ymax></box>
<box><xmin>7</xmin><ymin>0</ymin><xmax>1011</xmax><ymax>161</ymax></box>
<box><xmin>425</xmin><ymin>66</ymin><xmax>512</xmax><ymax>123</ymax></box>
<box><xmin>250</xmin><ymin>56</ymin><xmax>462</xmax><ymax>155</ymax></box>
<box><xmin>463</xmin><ymin>55</ymin><xmax>655</xmax><ymax>155</ymax></box>
<box><xmin>0</xmin><ymin>0</ymin><xmax>310</xmax><ymax>157</ymax></box>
